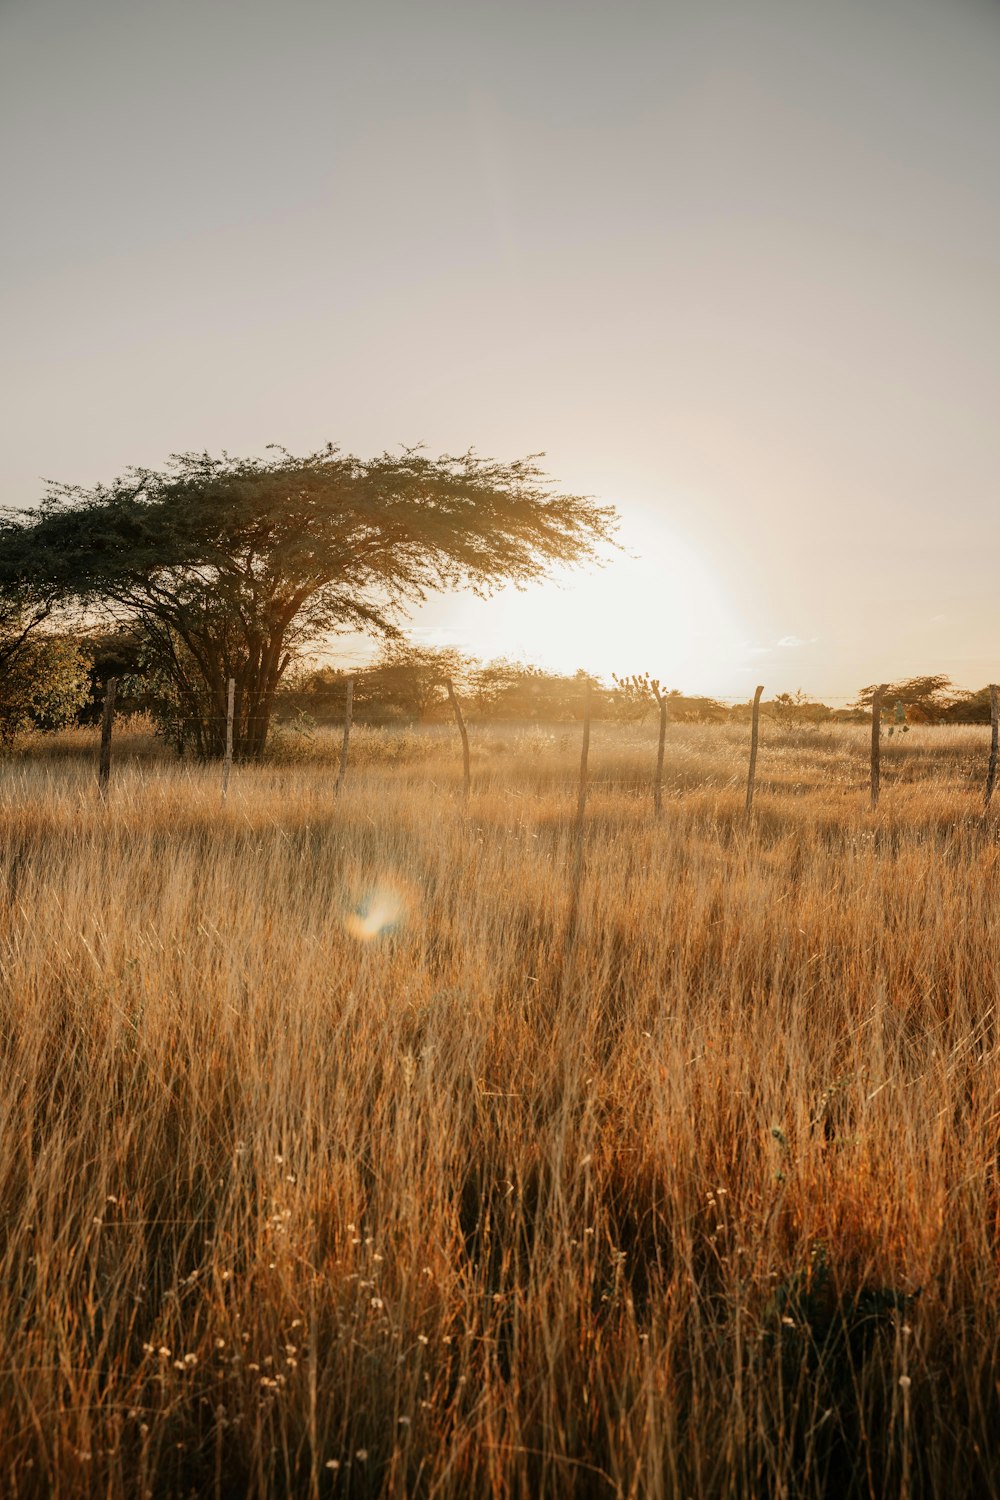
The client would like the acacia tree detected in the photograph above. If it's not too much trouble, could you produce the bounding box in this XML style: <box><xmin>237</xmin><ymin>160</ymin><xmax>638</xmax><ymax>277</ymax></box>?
<box><xmin>4</xmin><ymin>446</ymin><xmax>617</xmax><ymax>758</ymax></box>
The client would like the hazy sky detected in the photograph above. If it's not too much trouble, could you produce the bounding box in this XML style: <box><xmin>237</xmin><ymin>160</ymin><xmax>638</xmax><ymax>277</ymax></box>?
<box><xmin>3</xmin><ymin>0</ymin><xmax>999</xmax><ymax>697</ymax></box>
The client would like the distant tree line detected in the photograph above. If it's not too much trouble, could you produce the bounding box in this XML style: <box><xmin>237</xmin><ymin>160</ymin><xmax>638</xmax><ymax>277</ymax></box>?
<box><xmin>274</xmin><ymin>644</ymin><xmax>739</xmax><ymax>728</ymax></box>
<box><xmin>0</xmin><ymin>624</ymin><xmax>996</xmax><ymax>746</ymax></box>
<box><xmin>852</xmin><ymin>675</ymin><xmax>996</xmax><ymax>724</ymax></box>
<box><xmin>272</xmin><ymin>656</ymin><xmax>1000</xmax><ymax>730</ymax></box>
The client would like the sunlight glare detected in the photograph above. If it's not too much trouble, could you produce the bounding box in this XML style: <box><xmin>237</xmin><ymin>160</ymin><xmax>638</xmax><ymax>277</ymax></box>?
<box><xmin>345</xmin><ymin>881</ymin><xmax>409</xmax><ymax>942</ymax></box>
<box><xmin>440</xmin><ymin>511</ymin><xmax>746</xmax><ymax>694</ymax></box>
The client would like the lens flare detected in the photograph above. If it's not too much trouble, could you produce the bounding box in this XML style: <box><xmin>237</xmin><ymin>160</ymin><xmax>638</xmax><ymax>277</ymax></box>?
<box><xmin>344</xmin><ymin>882</ymin><xmax>408</xmax><ymax>942</ymax></box>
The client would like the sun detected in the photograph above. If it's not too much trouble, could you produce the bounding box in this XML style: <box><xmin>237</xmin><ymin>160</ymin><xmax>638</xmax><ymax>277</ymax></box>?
<box><xmin>423</xmin><ymin>511</ymin><xmax>746</xmax><ymax>695</ymax></box>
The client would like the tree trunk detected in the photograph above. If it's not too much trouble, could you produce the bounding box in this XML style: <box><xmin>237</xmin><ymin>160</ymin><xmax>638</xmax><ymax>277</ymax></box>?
<box><xmin>142</xmin><ymin>608</ymin><xmax>295</xmax><ymax>761</ymax></box>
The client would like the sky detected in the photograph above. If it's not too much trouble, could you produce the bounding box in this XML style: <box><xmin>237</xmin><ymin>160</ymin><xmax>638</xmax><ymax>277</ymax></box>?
<box><xmin>3</xmin><ymin>0</ymin><xmax>1000</xmax><ymax>699</ymax></box>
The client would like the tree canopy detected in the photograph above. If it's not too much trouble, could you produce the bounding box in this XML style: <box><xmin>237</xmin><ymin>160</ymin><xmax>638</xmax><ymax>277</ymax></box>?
<box><xmin>856</xmin><ymin>676</ymin><xmax>954</xmax><ymax>723</ymax></box>
<box><xmin>0</xmin><ymin>525</ymin><xmax>66</xmax><ymax>675</ymax></box>
<box><xmin>2</xmin><ymin>446</ymin><xmax>618</xmax><ymax>758</ymax></box>
<box><xmin>0</xmin><ymin>628</ymin><xmax>89</xmax><ymax>746</ymax></box>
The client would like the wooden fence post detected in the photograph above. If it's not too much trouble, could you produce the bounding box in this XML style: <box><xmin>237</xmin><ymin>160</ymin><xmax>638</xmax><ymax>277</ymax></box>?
<box><xmin>652</xmin><ymin>679</ymin><xmax>667</xmax><ymax>818</ymax></box>
<box><xmin>222</xmin><ymin>678</ymin><xmax>235</xmax><ymax>802</ymax></box>
<box><xmin>576</xmin><ymin>680</ymin><xmax>592</xmax><ymax>830</ymax></box>
<box><xmin>745</xmin><ymin>685</ymin><xmax>764</xmax><ymax>816</ymax></box>
<box><xmin>445</xmin><ymin>678</ymin><xmax>471</xmax><ymax>802</ymax></box>
<box><xmin>870</xmin><ymin>683</ymin><xmax>887</xmax><ymax>810</ymax></box>
<box><xmin>986</xmin><ymin>684</ymin><xmax>999</xmax><ymax>809</ymax></box>
<box><xmin>336</xmin><ymin>674</ymin><xmax>354</xmax><ymax>796</ymax></box>
<box><xmin>98</xmin><ymin>677</ymin><xmax>118</xmax><ymax>798</ymax></box>
<box><xmin>563</xmin><ymin>680</ymin><xmax>593</xmax><ymax>952</ymax></box>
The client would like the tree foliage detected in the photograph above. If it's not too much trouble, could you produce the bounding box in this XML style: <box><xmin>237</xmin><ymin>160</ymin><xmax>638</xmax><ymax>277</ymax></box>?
<box><xmin>766</xmin><ymin>690</ymin><xmax>831</xmax><ymax>727</ymax></box>
<box><xmin>611</xmin><ymin>673</ymin><xmax>669</xmax><ymax>723</ymax></box>
<box><xmin>855</xmin><ymin>676</ymin><xmax>953</xmax><ymax>723</ymax></box>
<box><xmin>278</xmin><ymin>652</ymin><xmax>739</xmax><ymax>727</ymax></box>
<box><xmin>0</xmin><ymin>528</ymin><xmax>91</xmax><ymax>742</ymax></box>
<box><xmin>3</xmin><ymin>447</ymin><xmax>617</xmax><ymax>758</ymax></box>
<box><xmin>853</xmin><ymin>677</ymin><xmax>1000</xmax><ymax>726</ymax></box>
<box><xmin>0</xmin><ymin>632</ymin><xmax>89</xmax><ymax>746</ymax></box>
<box><xmin>279</xmin><ymin>655</ymin><xmax>597</xmax><ymax>725</ymax></box>
<box><xmin>939</xmin><ymin>687</ymin><xmax>995</xmax><ymax>724</ymax></box>
<box><xmin>351</xmin><ymin>641</ymin><xmax>474</xmax><ymax>721</ymax></box>
<box><xmin>0</xmin><ymin>516</ymin><xmax>66</xmax><ymax>674</ymax></box>
<box><xmin>465</xmin><ymin>665</ymin><xmax>602</xmax><ymax>722</ymax></box>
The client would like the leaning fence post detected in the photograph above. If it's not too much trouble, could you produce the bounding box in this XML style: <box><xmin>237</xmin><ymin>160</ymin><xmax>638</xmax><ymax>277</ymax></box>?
<box><xmin>98</xmin><ymin>676</ymin><xmax>118</xmax><ymax>799</ymax></box>
<box><xmin>985</xmin><ymin>684</ymin><xmax>999</xmax><ymax>808</ymax></box>
<box><xmin>745</xmin><ymin>685</ymin><xmax>764</xmax><ymax>816</ymax></box>
<box><xmin>445</xmin><ymin>677</ymin><xmax>471</xmax><ymax>802</ymax></box>
<box><xmin>336</xmin><ymin>674</ymin><xmax>354</xmax><ymax>796</ymax></box>
<box><xmin>870</xmin><ymin>683</ymin><xmax>888</xmax><ymax>810</ymax></box>
<box><xmin>222</xmin><ymin>677</ymin><xmax>235</xmax><ymax>802</ymax></box>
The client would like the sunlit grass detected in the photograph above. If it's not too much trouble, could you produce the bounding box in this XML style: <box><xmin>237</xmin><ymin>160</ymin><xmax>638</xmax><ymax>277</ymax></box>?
<box><xmin>0</xmin><ymin>720</ymin><xmax>998</xmax><ymax>1496</ymax></box>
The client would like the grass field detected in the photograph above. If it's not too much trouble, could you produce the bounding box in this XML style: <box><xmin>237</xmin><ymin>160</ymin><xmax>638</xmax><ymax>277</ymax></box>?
<box><xmin>1</xmin><ymin>720</ymin><xmax>999</xmax><ymax>1498</ymax></box>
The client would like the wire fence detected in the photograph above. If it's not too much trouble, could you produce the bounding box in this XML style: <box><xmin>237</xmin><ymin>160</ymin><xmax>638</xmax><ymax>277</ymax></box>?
<box><xmin>49</xmin><ymin>675</ymin><xmax>1000</xmax><ymax>819</ymax></box>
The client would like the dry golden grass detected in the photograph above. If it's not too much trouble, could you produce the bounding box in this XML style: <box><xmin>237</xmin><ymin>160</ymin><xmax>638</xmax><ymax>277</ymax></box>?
<box><xmin>1</xmin><ymin>721</ymin><xmax>999</xmax><ymax>1497</ymax></box>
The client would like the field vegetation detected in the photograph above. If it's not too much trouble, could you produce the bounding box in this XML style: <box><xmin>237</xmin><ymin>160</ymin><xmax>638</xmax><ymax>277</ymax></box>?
<box><xmin>1</xmin><ymin>721</ymin><xmax>999</xmax><ymax>1497</ymax></box>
